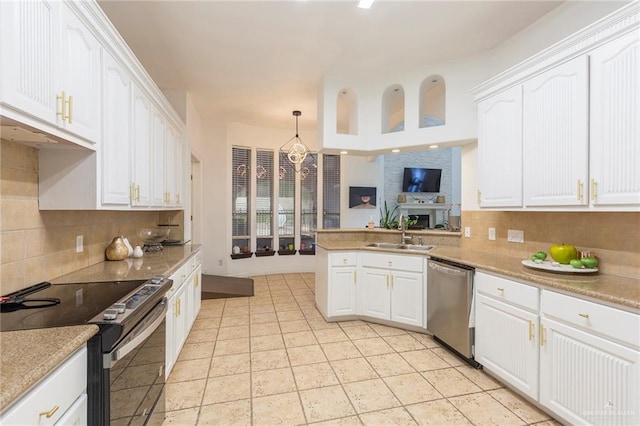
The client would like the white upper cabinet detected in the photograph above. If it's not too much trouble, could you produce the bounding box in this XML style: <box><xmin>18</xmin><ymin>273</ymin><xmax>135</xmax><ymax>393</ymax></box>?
<box><xmin>58</xmin><ymin>3</ymin><xmax>101</xmax><ymax>143</ymax></box>
<box><xmin>164</xmin><ymin>122</ymin><xmax>184</xmax><ymax>208</ymax></box>
<box><xmin>589</xmin><ymin>31</ymin><xmax>640</xmax><ymax>206</ymax></box>
<box><xmin>151</xmin><ymin>107</ymin><xmax>167</xmax><ymax>207</ymax></box>
<box><xmin>131</xmin><ymin>85</ymin><xmax>153</xmax><ymax>207</ymax></box>
<box><xmin>0</xmin><ymin>1</ymin><xmax>101</xmax><ymax>146</ymax></box>
<box><xmin>477</xmin><ymin>85</ymin><xmax>523</xmax><ymax>207</ymax></box>
<box><xmin>0</xmin><ymin>1</ymin><xmax>59</xmax><ymax>124</ymax></box>
<box><xmin>101</xmin><ymin>49</ymin><xmax>131</xmax><ymax>206</ymax></box>
<box><xmin>523</xmin><ymin>56</ymin><xmax>589</xmax><ymax>207</ymax></box>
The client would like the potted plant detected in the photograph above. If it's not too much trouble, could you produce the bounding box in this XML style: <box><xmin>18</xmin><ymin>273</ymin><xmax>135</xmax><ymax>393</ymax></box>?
<box><xmin>379</xmin><ymin>201</ymin><xmax>399</xmax><ymax>229</ymax></box>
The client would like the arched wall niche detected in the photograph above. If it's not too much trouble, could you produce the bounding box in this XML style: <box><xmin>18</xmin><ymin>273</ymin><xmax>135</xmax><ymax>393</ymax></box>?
<box><xmin>336</xmin><ymin>87</ymin><xmax>358</xmax><ymax>135</ymax></box>
<box><xmin>381</xmin><ymin>84</ymin><xmax>405</xmax><ymax>134</ymax></box>
<box><xmin>419</xmin><ymin>75</ymin><xmax>446</xmax><ymax>128</ymax></box>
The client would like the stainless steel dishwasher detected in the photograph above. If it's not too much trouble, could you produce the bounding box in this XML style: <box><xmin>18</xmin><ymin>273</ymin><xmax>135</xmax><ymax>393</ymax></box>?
<box><xmin>427</xmin><ymin>258</ymin><xmax>478</xmax><ymax>366</ymax></box>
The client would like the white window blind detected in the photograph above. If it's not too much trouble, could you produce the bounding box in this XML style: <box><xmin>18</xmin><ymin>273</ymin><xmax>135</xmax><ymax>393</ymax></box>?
<box><xmin>278</xmin><ymin>152</ymin><xmax>296</xmax><ymax>239</ymax></box>
<box><xmin>323</xmin><ymin>154</ymin><xmax>340</xmax><ymax>229</ymax></box>
<box><xmin>300</xmin><ymin>153</ymin><xmax>318</xmax><ymax>246</ymax></box>
<box><xmin>232</xmin><ymin>146</ymin><xmax>251</xmax><ymax>250</ymax></box>
<box><xmin>256</xmin><ymin>150</ymin><xmax>274</xmax><ymax>251</ymax></box>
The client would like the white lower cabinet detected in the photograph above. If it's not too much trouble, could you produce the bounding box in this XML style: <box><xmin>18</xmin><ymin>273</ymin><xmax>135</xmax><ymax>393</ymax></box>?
<box><xmin>360</xmin><ymin>253</ymin><xmax>424</xmax><ymax>328</ymax></box>
<box><xmin>330</xmin><ymin>262</ymin><xmax>358</xmax><ymax>317</ymax></box>
<box><xmin>475</xmin><ymin>271</ymin><xmax>539</xmax><ymax>400</ymax></box>
<box><xmin>475</xmin><ymin>271</ymin><xmax>640</xmax><ymax>425</ymax></box>
<box><xmin>0</xmin><ymin>345</ymin><xmax>87</xmax><ymax>425</ymax></box>
<box><xmin>539</xmin><ymin>290</ymin><xmax>640</xmax><ymax>426</ymax></box>
<box><xmin>165</xmin><ymin>253</ymin><xmax>203</xmax><ymax>379</ymax></box>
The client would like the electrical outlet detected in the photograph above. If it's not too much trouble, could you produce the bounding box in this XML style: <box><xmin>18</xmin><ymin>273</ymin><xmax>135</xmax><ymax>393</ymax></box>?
<box><xmin>218</xmin><ymin>259</ymin><xmax>223</xmax><ymax>266</ymax></box>
<box><xmin>76</xmin><ymin>235</ymin><xmax>83</xmax><ymax>253</ymax></box>
<box><xmin>488</xmin><ymin>228</ymin><xmax>496</xmax><ymax>241</ymax></box>
<box><xmin>507</xmin><ymin>229</ymin><xmax>525</xmax><ymax>243</ymax></box>
<box><xmin>464</xmin><ymin>226</ymin><xmax>471</xmax><ymax>238</ymax></box>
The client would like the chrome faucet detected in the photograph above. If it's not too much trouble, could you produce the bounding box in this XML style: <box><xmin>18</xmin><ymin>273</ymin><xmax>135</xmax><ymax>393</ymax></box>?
<box><xmin>398</xmin><ymin>214</ymin><xmax>412</xmax><ymax>244</ymax></box>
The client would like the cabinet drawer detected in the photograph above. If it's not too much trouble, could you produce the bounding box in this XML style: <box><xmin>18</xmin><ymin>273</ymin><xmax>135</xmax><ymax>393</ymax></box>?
<box><xmin>361</xmin><ymin>253</ymin><xmax>423</xmax><ymax>272</ymax></box>
<box><xmin>1</xmin><ymin>346</ymin><xmax>87</xmax><ymax>425</ymax></box>
<box><xmin>541</xmin><ymin>290</ymin><xmax>640</xmax><ymax>348</ymax></box>
<box><xmin>330</xmin><ymin>252</ymin><xmax>358</xmax><ymax>267</ymax></box>
<box><xmin>476</xmin><ymin>271</ymin><xmax>539</xmax><ymax>311</ymax></box>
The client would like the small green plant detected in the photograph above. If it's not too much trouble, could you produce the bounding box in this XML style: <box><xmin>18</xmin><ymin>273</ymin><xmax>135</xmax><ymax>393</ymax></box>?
<box><xmin>379</xmin><ymin>201</ymin><xmax>399</xmax><ymax>229</ymax></box>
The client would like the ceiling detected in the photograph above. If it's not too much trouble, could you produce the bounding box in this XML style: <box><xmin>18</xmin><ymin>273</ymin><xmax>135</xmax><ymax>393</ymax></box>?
<box><xmin>98</xmin><ymin>0</ymin><xmax>563</xmax><ymax>130</ymax></box>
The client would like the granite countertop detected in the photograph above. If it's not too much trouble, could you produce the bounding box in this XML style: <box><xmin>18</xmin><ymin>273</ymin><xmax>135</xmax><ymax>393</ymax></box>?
<box><xmin>0</xmin><ymin>244</ymin><xmax>202</xmax><ymax>413</ymax></box>
<box><xmin>51</xmin><ymin>244</ymin><xmax>202</xmax><ymax>284</ymax></box>
<box><xmin>317</xmin><ymin>242</ymin><xmax>640</xmax><ymax>312</ymax></box>
<box><xmin>0</xmin><ymin>325</ymin><xmax>99</xmax><ymax>412</ymax></box>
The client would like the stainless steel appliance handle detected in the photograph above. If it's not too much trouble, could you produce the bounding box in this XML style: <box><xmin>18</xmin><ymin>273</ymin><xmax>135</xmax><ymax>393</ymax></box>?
<box><xmin>104</xmin><ymin>299</ymin><xmax>167</xmax><ymax>368</ymax></box>
<box><xmin>428</xmin><ymin>261</ymin><xmax>467</xmax><ymax>277</ymax></box>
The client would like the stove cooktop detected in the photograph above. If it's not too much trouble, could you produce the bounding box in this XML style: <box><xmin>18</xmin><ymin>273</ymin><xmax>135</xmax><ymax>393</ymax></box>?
<box><xmin>0</xmin><ymin>279</ymin><xmax>155</xmax><ymax>332</ymax></box>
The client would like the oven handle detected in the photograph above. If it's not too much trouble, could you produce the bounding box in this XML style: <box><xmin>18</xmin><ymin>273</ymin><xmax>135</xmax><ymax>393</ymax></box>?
<box><xmin>103</xmin><ymin>298</ymin><xmax>167</xmax><ymax>369</ymax></box>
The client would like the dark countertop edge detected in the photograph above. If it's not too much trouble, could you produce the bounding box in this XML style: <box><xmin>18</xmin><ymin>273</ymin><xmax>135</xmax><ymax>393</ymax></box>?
<box><xmin>316</xmin><ymin>243</ymin><xmax>640</xmax><ymax>312</ymax></box>
<box><xmin>0</xmin><ymin>324</ymin><xmax>99</xmax><ymax>412</ymax></box>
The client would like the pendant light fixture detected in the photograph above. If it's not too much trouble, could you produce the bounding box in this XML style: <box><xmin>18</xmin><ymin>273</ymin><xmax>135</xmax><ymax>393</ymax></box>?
<box><xmin>280</xmin><ymin>110</ymin><xmax>311</xmax><ymax>167</ymax></box>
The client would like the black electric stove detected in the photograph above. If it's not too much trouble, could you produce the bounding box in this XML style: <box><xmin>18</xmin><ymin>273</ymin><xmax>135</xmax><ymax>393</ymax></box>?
<box><xmin>1</xmin><ymin>277</ymin><xmax>172</xmax><ymax>425</ymax></box>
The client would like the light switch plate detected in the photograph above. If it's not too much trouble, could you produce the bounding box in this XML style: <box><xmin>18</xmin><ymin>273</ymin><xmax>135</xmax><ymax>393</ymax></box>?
<box><xmin>464</xmin><ymin>227</ymin><xmax>471</xmax><ymax>238</ymax></box>
<box><xmin>488</xmin><ymin>228</ymin><xmax>496</xmax><ymax>240</ymax></box>
<box><xmin>76</xmin><ymin>235</ymin><xmax>83</xmax><ymax>253</ymax></box>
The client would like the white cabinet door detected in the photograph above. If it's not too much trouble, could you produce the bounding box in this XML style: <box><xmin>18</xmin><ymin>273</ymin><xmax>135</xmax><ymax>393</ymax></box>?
<box><xmin>475</xmin><ymin>293</ymin><xmax>539</xmax><ymax>399</ymax></box>
<box><xmin>131</xmin><ymin>85</ymin><xmax>152</xmax><ymax>207</ymax></box>
<box><xmin>589</xmin><ymin>31</ymin><xmax>640</xmax><ymax>207</ymax></box>
<box><xmin>540</xmin><ymin>317</ymin><xmax>640</xmax><ymax>426</ymax></box>
<box><xmin>101</xmin><ymin>49</ymin><xmax>131</xmax><ymax>206</ymax></box>
<box><xmin>329</xmin><ymin>266</ymin><xmax>357</xmax><ymax>317</ymax></box>
<box><xmin>192</xmin><ymin>265</ymin><xmax>202</xmax><ymax>321</ymax></box>
<box><xmin>477</xmin><ymin>85</ymin><xmax>523</xmax><ymax>207</ymax></box>
<box><xmin>165</xmin><ymin>291</ymin><xmax>176</xmax><ymax>378</ymax></box>
<box><xmin>164</xmin><ymin>123</ymin><xmax>181</xmax><ymax>207</ymax></box>
<box><xmin>55</xmin><ymin>393</ymin><xmax>87</xmax><ymax>426</ymax></box>
<box><xmin>0</xmin><ymin>0</ymin><xmax>59</xmax><ymax>125</ymax></box>
<box><xmin>58</xmin><ymin>3</ymin><xmax>101</xmax><ymax>143</ymax></box>
<box><xmin>390</xmin><ymin>270</ymin><xmax>424</xmax><ymax>327</ymax></box>
<box><xmin>151</xmin><ymin>107</ymin><xmax>166</xmax><ymax>207</ymax></box>
<box><xmin>523</xmin><ymin>55</ymin><xmax>589</xmax><ymax>207</ymax></box>
<box><xmin>165</xmin><ymin>282</ymin><xmax>188</xmax><ymax>379</ymax></box>
<box><xmin>360</xmin><ymin>268</ymin><xmax>391</xmax><ymax>320</ymax></box>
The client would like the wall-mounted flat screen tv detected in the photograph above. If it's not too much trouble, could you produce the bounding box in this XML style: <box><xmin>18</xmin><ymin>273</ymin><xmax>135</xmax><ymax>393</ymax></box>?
<box><xmin>402</xmin><ymin>167</ymin><xmax>442</xmax><ymax>193</ymax></box>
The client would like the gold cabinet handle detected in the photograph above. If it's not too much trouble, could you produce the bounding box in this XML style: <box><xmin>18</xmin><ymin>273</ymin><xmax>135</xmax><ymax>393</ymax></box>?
<box><xmin>176</xmin><ymin>194</ymin><xmax>180</xmax><ymax>204</ymax></box>
<box><xmin>391</xmin><ymin>274</ymin><xmax>394</xmax><ymax>288</ymax></box>
<box><xmin>540</xmin><ymin>324</ymin><xmax>546</xmax><ymax>346</ymax></box>
<box><xmin>477</xmin><ymin>189</ymin><xmax>481</xmax><ymax>204</ymax></box>
<box><xmin>39</xmin><ymin>405</ymin><xmax>60</xmax><ymax>418</ymax></box>
<box><xmin>56</xmin><ymin>91</ymin><xmax>67</xmax><ymax>121</ymax></box>
<box><xmin>578</xmin><ymin>313</ymin><xmax>589</xmax><ymax>319</ymax></box>
<box><xmin>386</xmin><ymin>274</ymin><xmax>389</xmax><ymax>288</ymax></box>
<box><xmin>591</xmin><ymin>178</ymin><xmax>598</xmax><ymax>201</ymax></box>
<box><xmin>343</xmin><ymin>258</ymin><xmax>348</xmax><ymax>264</ymax></box>
<box><xmin>195</xmin><ymin>275</ymin><xmax>199</xmax><ymax>288</ymax></box>
<box><xmin>130</xmin><ymin>183</ymin><xmax>135</xmax><ymax>201</ymax></box>
<box><xmin>135</xmin><ymin>185</ymin><xmax>140</xmax><ymax>202</ymax></box>
<box><xmin>528</xmin><ymin>320</ymin><xmax>534</xmax><ymax>341</ymax></box>
<box><xmin>577</xmin><ymin>179</ymin><xmax>583</xmax><ymax>201</ymax></box>
<box><xmin>387</xmin><ymin>261</ymin><xmax>392</xmax><ymax>267</ymax></box>
<box><xmin>67</xmin><ymin>94</ymin><xmax>73</xmax><ymax>123</ymax></box>
<box><xmin>497</xmin><ymin>287</ymin><xmax>504</xmax><ymax>292</ymax></box>
<box><xmin>353</xmin><ymin>270</ymin><xmax>356</xmax><ymax>284</ymax></box>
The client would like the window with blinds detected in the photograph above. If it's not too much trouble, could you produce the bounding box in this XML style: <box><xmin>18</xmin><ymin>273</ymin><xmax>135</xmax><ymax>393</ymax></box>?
<box><xmin>323</xmin><ymin>154</ymin><xmax>341</xmax><ymax>229</ymax></box>
<box><xmin>232</xmin><ymin>147</ymin><xmax>251</xmax><ymax>252</ymax></box>
<box><xmin>278</xmin><ymin>152</ymin><xmax>296</xmax><ymax>250</ymax></box>
<box><xmin>256</xmin><ymin>150</ymin><xmax>274</xmax><ymax>252</ymax></box>
<box><xmin>300</xmin><ymin>153</ymin><xmax>318</xmax><ymax>249</ymax></box>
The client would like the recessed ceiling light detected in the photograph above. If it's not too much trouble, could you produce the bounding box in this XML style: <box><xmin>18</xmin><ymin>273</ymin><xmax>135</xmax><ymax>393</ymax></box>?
<box><xmin>340</xmin><ymin>150</ymin><xmax>348</xmax><ymax>155</ymax></box>
<box><xmin>429</xmin><ymin>145</ymin><xmax>439</xmax><ymax>149</ymax></box>
<box><xmin>357</xmin><ymin>0</ymin><xmax>374</xmax><ymax>9</ymax></box>
<box><xmin>392</xmin><ymin>149</ymin><xmax>400</xmax><ymax>153</ymax></box>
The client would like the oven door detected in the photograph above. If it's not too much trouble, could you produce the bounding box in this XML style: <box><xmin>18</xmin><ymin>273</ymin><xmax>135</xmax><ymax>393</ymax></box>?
<box><xmin>105</xmin><ymin>299</ymin><xmax>167</xmax><ymax>425</ymax></box>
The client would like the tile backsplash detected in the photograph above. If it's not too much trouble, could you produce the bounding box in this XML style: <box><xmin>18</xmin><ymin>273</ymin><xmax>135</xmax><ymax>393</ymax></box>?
<box><xmin>1</xmin><ymin>140</ymin><xmax>166</xmax><ymax>294</ymax></box>
<box><xmin>461</xmin><ymin>210</ymin><xmax>640</xmax><ymax>278</ymax></box>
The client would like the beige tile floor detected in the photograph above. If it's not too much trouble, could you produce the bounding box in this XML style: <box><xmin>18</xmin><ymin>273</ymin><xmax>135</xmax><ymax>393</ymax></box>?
<box><xmin>159</xmin><ymin>273</ymin><xmax>559</xmax><ymax>425</ymax></box>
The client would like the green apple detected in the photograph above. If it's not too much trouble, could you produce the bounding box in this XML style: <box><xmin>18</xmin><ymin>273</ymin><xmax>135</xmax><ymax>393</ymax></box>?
<box><xmin>570</xmin><ymin>259</ymin><xmax>584</xmax><ymax>269</ymax></box>
<box><xmin>581</xmin><ymin>257</ymin><xmax>599</xmax><ymax>268</ymax></box>
<box><xmin>533</xmin><ymin>251</ymin><xmax>547</xmax><ymax>260</ymax></box>
<box><xmin>550</xmin><ymin>244</ymin><xmax>578</xmax><ymax>265</ymax></box>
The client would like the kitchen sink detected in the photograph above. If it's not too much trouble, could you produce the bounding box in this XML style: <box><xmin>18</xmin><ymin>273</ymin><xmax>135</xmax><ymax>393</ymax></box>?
<box><xmin>366</xmin><ymin>242</ymin><xmax>434</xmax><ymax>251</ymax></box>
